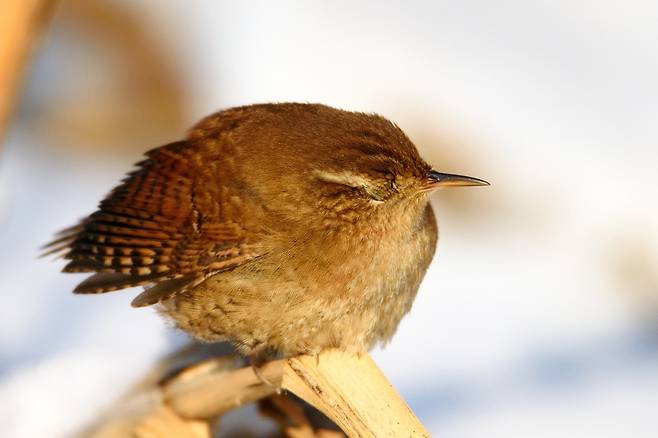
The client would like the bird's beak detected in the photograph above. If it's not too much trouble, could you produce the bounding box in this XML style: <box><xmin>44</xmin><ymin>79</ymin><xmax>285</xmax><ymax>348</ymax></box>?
<box><xmin>423</xmin><ymin>170</ymin><xmax>490</xmax><ymax>191</ymax></box>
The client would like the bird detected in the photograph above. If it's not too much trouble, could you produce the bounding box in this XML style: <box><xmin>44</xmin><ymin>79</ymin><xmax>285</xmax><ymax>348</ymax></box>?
<box><xmin>45</xmin><ymin>102</ymin><xmax>488</xmax><ymax>363</ymax></box>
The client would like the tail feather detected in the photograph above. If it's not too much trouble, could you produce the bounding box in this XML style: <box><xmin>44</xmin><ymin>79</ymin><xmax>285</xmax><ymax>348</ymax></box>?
<box><xmin>73</xmin><ymin>272</ymin><xmax>172</xmax><ymax>294</ymax></box>
<box><xmin>131</xmin><ymin>275</ymin><xmax>200</xmax><ymax>307</ymax></box>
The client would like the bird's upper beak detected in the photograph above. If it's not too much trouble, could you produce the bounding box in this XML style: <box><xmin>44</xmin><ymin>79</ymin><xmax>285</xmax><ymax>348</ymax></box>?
<box><xmin>422</xmin><ymin>170</ymin><xmax>490</xmax><ymax>191</ymax></box>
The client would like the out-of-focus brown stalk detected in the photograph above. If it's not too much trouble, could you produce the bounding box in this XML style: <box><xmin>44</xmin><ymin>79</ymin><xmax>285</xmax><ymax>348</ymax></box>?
<box><xmin>0</xmin><ymin>0</ymin><xmax>56</xmax><ymax>141</ymax></box>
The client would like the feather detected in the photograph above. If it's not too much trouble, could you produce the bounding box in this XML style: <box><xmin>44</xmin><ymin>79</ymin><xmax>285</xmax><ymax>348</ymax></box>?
<box><xmin>74</xmin><ymin>272</ymin><xmax>166</xmax><ymax>294</ymax></box>
<box><xmin>131</xmin><ymin>276</ymin><xmax>200</xmax><ymax>307</ymax></box>
<box><xmin>47</xmin><ymin>140</ymin><xmax>259</xmax><ymax>305</ymax></box>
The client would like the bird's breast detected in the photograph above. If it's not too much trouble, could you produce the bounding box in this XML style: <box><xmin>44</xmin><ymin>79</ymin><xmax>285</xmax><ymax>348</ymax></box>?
<box><xmin>288</xmin><ymin>202</ymin><xmax>438</xmax><ymax>304</ymax></box>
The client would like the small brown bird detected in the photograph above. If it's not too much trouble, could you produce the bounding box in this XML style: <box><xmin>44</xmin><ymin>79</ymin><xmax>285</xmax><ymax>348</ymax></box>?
<box><xmin>46</xmin><ymin>103</ymin><xmax>488</xmax><ymax>361</ymax></box>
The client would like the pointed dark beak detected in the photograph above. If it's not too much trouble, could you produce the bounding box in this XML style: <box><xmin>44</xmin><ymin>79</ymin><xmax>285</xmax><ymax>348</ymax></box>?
<box><xmin>425</xmin><ymin>170</ymin><xmax>490</xmax><ymax>189</ymax></box>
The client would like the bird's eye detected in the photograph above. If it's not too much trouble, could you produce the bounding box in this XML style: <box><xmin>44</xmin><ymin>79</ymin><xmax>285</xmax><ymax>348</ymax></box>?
<box><xmin>390</xmin><ymin>179</ymin><xmax>399</xmax><ymax>191</ymax></box>
<box><xmin>359</xmin><ymin>185</ymin><xmax>387</xmax><ymax>202</ymax></box>
<box><xmin>367</xmin><ymin>168</ymin><xmax>398</xmax><ymax>194</ymax></box>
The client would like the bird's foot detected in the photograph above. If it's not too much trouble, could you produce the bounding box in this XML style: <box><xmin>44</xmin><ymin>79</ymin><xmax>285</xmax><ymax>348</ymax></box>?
<box><xmin>249</xmin><ymin>353</ymin><xmax>281</xmax><ymax>392</ymax></box>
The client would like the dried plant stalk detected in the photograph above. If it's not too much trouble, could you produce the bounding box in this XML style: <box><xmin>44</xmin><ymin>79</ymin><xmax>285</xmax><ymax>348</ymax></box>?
<box><xmin>82</xmin><ymin>347</ymin><xmax>429</xmax><ymax>438</ymax></box>
<box><xmin>282</xmin><ymin>351</ymin><xmax>429</xmax><ymax>438</ymax></box>
<box><xmin>134</xmin><ymin>404</ymin><xmax>212</xmax><ymax>438</ymax></box>
<box><xmin>0</xmin><ymin>0</ymin><xmax>56</xmax><ymax>139</ymax></box>
<box><xmin>164</xmin><ymin>355</ymin><xmax>283</xmax><ymax>419</ymax></box>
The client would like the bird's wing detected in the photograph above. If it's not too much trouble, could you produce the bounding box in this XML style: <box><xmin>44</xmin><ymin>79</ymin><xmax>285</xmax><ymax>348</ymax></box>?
<box><xmin>44</xmin><ymin>141</ymin><xmax>259</xmax><ymax>307</ymax></box>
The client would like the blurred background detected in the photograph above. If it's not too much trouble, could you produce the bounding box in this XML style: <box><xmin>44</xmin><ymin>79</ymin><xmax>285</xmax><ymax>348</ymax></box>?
<box><xmin>1</xmin><ymin>1</ymin><xmax>657</xmax><ymax>436</ymax></box>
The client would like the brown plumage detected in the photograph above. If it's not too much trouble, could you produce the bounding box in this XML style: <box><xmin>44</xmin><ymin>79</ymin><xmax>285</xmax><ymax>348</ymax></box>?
<box><xmin>46</xmin><ymin>103</ymin><xmax>488</xmax><ymax>359</ymax></box>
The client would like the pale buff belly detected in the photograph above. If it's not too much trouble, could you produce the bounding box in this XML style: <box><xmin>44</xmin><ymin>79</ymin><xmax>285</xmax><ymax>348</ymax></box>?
<box><xmin>160</xmin><ymin>271</ymin><xmax>410</xmax><ymax>357</ymax></box>
<box><xmin>160</xmin><ymin>207</ymin><xmax>437</xmax><ymax>357</ymax></box>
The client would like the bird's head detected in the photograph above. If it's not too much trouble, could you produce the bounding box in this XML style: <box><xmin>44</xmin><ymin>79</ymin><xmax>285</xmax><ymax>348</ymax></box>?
<box><xmin>204</xmin><ymin>103</ymin><xmax>488</xmax><ymax>230</ymax></box>
<box><xmin>299</xmin><ymin>107</ymin><xmax>489</xmax><ymax>227</ymax></box>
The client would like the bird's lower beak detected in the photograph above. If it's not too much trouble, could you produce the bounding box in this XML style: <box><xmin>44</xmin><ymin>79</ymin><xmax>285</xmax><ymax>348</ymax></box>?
<box><xmin>423</xmin><ymin>170</ymin><xmax>490</xmax><ymax>190</ymax></box>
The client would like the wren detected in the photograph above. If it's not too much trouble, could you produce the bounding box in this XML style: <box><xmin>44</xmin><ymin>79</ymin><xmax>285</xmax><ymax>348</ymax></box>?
<box><xmin>46</xmin><ymin>103</ymin><xmax>488</xmax><ymax>360</ymax></box>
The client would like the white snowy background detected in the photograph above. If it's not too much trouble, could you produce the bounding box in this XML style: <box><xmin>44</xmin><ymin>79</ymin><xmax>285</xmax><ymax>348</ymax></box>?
<box><xmin>1</xmin><ymin>1</ymin><xmax>657</xmax><ymax>437</ymax></box>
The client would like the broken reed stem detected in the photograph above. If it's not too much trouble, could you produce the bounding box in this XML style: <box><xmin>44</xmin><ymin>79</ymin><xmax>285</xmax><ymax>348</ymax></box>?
<box><xmin>82</xmin><ymin>348</ymin><xmax>430</xmax><ymax>438</ymax></box>
<box><xmin>163</xmin><ymin>350</ymin><xmax>429</xmax><ymax>437</ymax></box>
<box><xmin>164</xmin><ymin>355</ymin><xmax>284</xmax><ymax>419</ymax></box>
<box><xmin>282</xmin><ymin>351</ymin><xmax>429</xmax><ymax>438</ymax></box>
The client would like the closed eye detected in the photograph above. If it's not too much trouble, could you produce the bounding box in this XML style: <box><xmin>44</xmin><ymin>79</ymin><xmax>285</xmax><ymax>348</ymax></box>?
<box><xmin>314</xmin><ymin>170</ymin><xmax>389</xmax><ymax>202</ymax></box>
